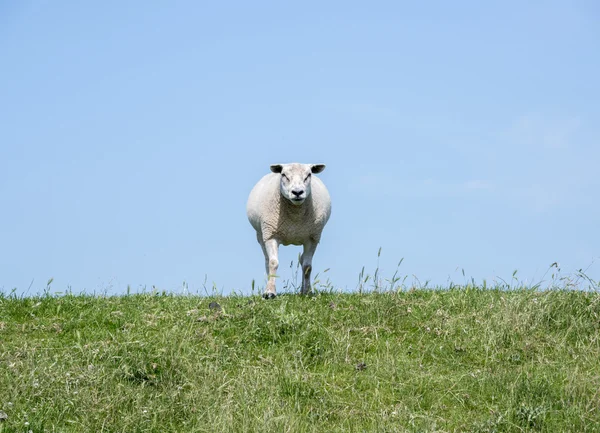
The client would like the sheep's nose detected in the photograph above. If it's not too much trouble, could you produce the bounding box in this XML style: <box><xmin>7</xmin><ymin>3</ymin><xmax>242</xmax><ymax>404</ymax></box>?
<box><xmin>292</xmin><ymin>189</ymin><xmax>304</xmax><ymax>197</ymax></box>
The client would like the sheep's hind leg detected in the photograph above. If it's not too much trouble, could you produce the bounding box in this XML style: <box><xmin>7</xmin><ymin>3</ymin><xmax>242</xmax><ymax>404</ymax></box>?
<box><xmin>300</xmin><ymin>241</ymin><xmax>317</xmax><ymax>295</ymax></box>
<box><xmin>263</xmin><ymin>239</ymin><xmax>279</xmax><ymax>299</ymax></box>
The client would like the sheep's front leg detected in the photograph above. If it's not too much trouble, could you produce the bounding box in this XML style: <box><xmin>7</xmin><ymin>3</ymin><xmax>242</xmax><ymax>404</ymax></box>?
<box><xmin>263</xmin><ymin>239</ymin><xmax>279</xmax><ymax>299</ymax></box>
<box><xmin>300</xmin><ymin>241</ymin><xmax>318</xmax><ymax>295</ymax></box>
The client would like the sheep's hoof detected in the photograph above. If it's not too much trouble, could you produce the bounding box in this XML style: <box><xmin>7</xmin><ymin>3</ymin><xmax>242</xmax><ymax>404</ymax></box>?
<box><xmin>263</xmin><ymin>292</ymin><xmax>277</xmax><ymax>300</ymax></box>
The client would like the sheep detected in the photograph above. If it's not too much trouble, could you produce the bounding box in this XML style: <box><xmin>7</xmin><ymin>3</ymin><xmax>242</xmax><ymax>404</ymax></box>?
<box><xmin>247</xmin><ymin>163</ymin><xmax>331</xmax><ymax>299</ymax></box>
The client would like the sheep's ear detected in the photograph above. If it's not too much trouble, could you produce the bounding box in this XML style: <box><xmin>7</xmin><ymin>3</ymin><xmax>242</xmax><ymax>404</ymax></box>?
<box><xmin>311</xmin><ymin>164</ymin><xmax>326</xmax><ymax>174</ymax></box>
<box><xmin>270</xmin><ymin>164</ymin><xmax>283</xmax><ymax>173</ymax></box>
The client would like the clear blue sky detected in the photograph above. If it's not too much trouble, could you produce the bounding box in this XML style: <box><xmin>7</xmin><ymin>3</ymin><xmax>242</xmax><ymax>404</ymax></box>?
<box><xmin>1</xmin><ymin>1</ymin><xmax>598</xmax><ymax>295</ymax></box>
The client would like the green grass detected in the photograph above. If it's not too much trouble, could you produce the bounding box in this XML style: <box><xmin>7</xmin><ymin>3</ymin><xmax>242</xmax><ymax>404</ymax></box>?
<box><xmin>1</xmin><ymin>287</ymin><xmax>600</xmax><ymax>432</ymax></box>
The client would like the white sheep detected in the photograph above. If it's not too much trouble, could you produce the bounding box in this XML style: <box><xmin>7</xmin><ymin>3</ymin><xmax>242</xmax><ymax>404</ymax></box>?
<box><xmin>247</xmin><ymin>163</ymin><xmax>331</xmax><ymax>298</ymax></box>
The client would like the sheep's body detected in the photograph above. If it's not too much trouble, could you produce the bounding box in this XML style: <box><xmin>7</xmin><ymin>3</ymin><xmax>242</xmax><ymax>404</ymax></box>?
<box><xmin>247</xmin><ymin>163</ymin><xmax>331</xmax><ymax>298</ymax></box>
<box><xmin>247</xmin><ymin>173</ymin><xmax>330</xmax><ymax>245</ymax></box>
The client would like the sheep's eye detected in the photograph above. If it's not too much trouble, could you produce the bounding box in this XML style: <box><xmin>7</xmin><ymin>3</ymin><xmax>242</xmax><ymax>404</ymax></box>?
<box><xmin>281</xmin><ymin>174</ymin><xmax>288</xmax><ymax>181</ymax></box>
<box><xmin>304</xmin><ymin>173</ymin><xmax>311</xmax><ymax>181</ymax></box>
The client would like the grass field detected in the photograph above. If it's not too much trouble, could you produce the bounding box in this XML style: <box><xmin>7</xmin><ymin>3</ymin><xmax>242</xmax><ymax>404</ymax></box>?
<box><xmin>1</xmin><ymin>283</ymin><xmax>600</xmax><ymax>432</ymax></box>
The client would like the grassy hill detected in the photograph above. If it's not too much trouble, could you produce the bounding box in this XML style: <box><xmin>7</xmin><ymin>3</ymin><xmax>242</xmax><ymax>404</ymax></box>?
<box><xmin>1</xmin><ymin>288</ymin><xmax>599</xmax><ymax>432</ymax></box>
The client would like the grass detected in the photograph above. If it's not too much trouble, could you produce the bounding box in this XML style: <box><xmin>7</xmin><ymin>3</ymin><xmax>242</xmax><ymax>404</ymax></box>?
<box><xmin>1</xmin><ymin>281</ymin><xmax>600</xmax><ymax>432</ymax></box>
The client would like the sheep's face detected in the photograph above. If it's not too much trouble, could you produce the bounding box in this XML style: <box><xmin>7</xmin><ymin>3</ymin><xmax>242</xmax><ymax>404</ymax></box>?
<box><xmin>270</xmin><ymin>163</ymin><xmax>326</xmax><ymax>206</ymax></box>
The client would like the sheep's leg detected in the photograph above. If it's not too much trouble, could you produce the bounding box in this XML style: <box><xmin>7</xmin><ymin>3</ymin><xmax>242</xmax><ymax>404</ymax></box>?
<box><xmin>300</xmin><ymin>241</ymin><xmax>317</xmax><ymax>295</ymax></box>
<box><xmin>263</xmin><ymin>239</ymin><xmax>279</xmax><ymax>299</ymax></box>
<box><xmin>257</xmin><ymin>234</ymin><xmax>269</xmax><ymax>276</ymax></box>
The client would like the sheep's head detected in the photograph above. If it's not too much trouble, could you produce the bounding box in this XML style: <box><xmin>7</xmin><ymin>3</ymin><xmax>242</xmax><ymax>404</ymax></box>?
<box><xmin>270</xmin><ymin>163</ymin><xmax>326</xmax><ymax>206</ymax></box>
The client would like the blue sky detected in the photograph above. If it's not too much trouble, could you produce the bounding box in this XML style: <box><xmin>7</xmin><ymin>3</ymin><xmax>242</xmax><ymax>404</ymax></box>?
<box><xmin>1</xmin><ymin>1</ymin><xmax>598</xmax><ymax>295</ymax></box>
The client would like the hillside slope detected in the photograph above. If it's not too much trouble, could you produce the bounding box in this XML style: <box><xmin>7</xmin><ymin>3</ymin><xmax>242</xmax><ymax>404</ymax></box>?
<box><xmin>1</xmin><ymin>289</ymin><xmax>599</xmax><ymax>432</ymax></box>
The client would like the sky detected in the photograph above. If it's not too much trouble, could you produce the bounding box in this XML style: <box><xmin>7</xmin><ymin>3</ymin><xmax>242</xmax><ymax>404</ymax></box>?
<box><xmin>1</xmin><ymin>1</ymin><xmax>599</xmax><ymax>296</ymax></box>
